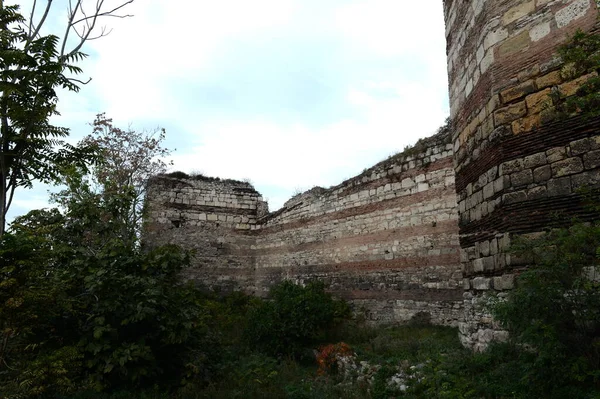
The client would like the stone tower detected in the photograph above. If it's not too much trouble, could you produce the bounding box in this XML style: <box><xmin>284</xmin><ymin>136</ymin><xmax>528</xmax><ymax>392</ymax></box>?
<box><xmin>443</xmin><ymin>0</ymin><xmax>600</xmax><ymax>350</ymax></box>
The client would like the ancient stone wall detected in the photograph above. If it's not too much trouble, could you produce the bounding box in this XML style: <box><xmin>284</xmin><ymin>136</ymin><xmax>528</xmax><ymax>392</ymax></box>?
<box><xmin>144</xmin><ymin>177</ymin><xmax>268</xmax><ymax>292</ymax></box>
<box><xmin>145</xmin><ymin>0</ymin><xmax>600</xmax><ymax>344</ymax></box>
<box><xmin>443</xmin><ymin>0</ymin><xmax>600</xmax><ymax>350</ymax></box>
<box><xmin>144</xmin><ymin>131</ymin><xmax>463</xmax><ymax>326</ymax></box>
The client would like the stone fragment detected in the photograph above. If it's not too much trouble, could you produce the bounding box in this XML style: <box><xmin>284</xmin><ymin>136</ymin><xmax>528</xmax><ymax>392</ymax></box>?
<box><xmin>529</xmin><ymin>21</ymin><xmax>551</xmax><ymax>42</ymax></box>
<box><xmin>551</xmin><ymin>157</ymin><xmax>584</xmax><ymax>177</ymax></box>
<box><xmin>484</xmin><ymin>28</ymin><xmax>509</xmax><ymax>50</ymax></box>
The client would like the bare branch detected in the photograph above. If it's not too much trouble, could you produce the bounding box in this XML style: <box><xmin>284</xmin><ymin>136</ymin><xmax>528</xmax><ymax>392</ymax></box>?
<box><xmin>28</xmin><ymin>0</ymin><xmax>38</xmax><ymax>38</ymax></box>
<box><xmin>71</xmin><ymin>0</ymin><xmax>134</xmax><ymax>26</ymax></box>
<box><xmin>68</xmin><ymin>77</ymin><xmax>92</xmax><ymax>85</ymax></box>
<box><xmin>25</xmin><ymin>0</ymin><xmax>53</xmax><ymax>48</ymax></box>
<box><xmin>60</xmin><ymin>0</ymin><xmax>83</xmax><ymax>57</ymax></box>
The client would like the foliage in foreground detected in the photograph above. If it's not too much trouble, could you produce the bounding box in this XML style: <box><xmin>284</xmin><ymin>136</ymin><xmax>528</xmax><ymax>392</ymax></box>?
<box><xmin>0</xmin><ymin>210</ymin><xmax>216</xmax><ymax>397</ymax></box>
<box><xmin>245</xmin><ymin>280</ymin><xmax>351</xmax><ymax>358</ymax></box>
<box><xmin>490</xmin><ymin>220</ymin><xmax>600</xmax><ymax>397</ymax></box>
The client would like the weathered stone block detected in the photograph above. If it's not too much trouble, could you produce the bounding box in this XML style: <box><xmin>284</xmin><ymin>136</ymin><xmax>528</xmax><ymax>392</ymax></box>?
<box><xmin>494</xmin><ymin>101</ymin><xmax>527</xmax><ymax>126</ymax></box>
<box><xmin>523</xmin><ymin>152</ymin><xmax>547</xmax><ymax>169</ymax></box>
<box><xmin>500</xmin><ymin>79</ymin><xmax>536</xmax><ymax>103</ymax></box>
<box><xmin>572</xmin><ymin>169</ymin><xmax>600</xmax><ymax>188</ymax></box>
<box><xmin>493</xmin><ymin>274</ymin><xmax>515</xmax><ymax>290</ymax></box>
<box><xmin>480</xmin><ymin>240</ymin><xmax>490</xmax><ymax>257</ymax></box>
<box><xmin>483</xmin><ymin>182</ymin><xmax>495</xmax><ymax>199</ymax></box>
<box><xmin>547</xmin><ymin>177</ymin><xmax>572</xmax><ymax>197</ymax></box>
<box><xmin>500</xmin><ymin>159</ymin><xmax>523</xmax><ymax>175</ymax></box>
<box><xmin>535</xmin><ymin>70</ymin><xmax>562</xmax><ymax>89</ymax></box>
<box><xmin>472</xmin><ymin>277</ymin><xmax>491</xmax><ymax>290</ymax></box>
<box><xmin>526</xmin><ymin>88</ymin><xmax>553</xmax><ymax>114</ymax></box>
<box><xmin>569</xmin><ymin>138</ymin><xmax>592</xmax><ymax>156</ymax></box>
<box><xmin>533</xmin><ymin>165</ymin><xmax>552</xmax><ymax>183</ymax></box>
<box><xmin>498</xmin><ymin>30</ymin><xmax>531</xmax><ymax>57</ymax></box>
<box><xmin>559</xmin><ymin>72</ymin><xmax>598</xmax><ymax>97</ymax></box>
<box><xmin>502</xmin><ymin>0</ymin><xmax>535</xmax><ymax>25</ymax></box>
<box><xmin>546</xmin><ymin>147</ymin><xmax>569</xmax><ymax>163</ymax></box>
<box><xmin>511</xmin><ymin>169</ymin><xmax>533</xmax><ymax>187</ymax></box>
<box><xmin>512</xmin><ymin>113</ymin><xmax>542</xmax><ymax>134</ymax></box>
<box><xmin>527</xmin><ymin>186</ymin><xmax>547</xmax><ymax>200</ymax></box>
<box><xmin>473</xmin><ymin>258</ymin><xmax>485</xmax><ymax>273</ymax></box>
<box><xmin>584</xmin><ymin>150</ymin><xmax>600</xmax><ymax>170</ymax></box>
<box><xmin>551</xmin><ymin>157</ymin><xmax>584</xmax><ymax>177</ymax></box>
<box><xmin>503</xmin><ymin>190</ymin><xmax>527</xmax><ymax>204</ymax></box>
<box><xmin>494</xmin><ymin>176</ymin><xmax>509</xmax><ymax>193</ymax></box>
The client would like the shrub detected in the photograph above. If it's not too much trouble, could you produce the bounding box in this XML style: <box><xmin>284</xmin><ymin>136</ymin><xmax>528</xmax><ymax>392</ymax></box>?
<box><xmin>245</xmin><ymin>281</ymin><xmax>350</xmax><ymax>358</ymax></box>
<box><xmin>491</xmin><ymin>221</ymin><xmax>600</xmax><ymax>397</ymax></box>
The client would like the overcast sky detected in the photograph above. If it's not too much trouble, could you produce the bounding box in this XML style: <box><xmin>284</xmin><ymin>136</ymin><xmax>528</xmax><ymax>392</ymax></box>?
<box><xmin>10</xmin><ymin>0</ymin><xmax>449</xmax><ymax>218</ymax></box>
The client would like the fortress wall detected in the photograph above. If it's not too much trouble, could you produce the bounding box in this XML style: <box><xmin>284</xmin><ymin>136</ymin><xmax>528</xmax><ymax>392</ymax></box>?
<box><xmin>144</xmin><ymin>177</ymin><xmax>267</xmax><ymax>292</ymax></box>
<box><xmin>252</xmin><ymin>133</ymin><xmax>463</xmax><ymax>325</ymax></box>
<box><xmin>144</xmin><ymin>132</ymin><xmax>464</xmax><ymax>326</ymax></box>
<box><xmin>443</xmin><ymin>0</ymin><xmax>600</xmax><ymax>350</ymax></box>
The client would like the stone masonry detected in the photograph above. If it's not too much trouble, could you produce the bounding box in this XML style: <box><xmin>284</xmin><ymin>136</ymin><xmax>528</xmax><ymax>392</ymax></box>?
<box><xmin>145</xmin><ymin>131</ymin><xmax>463</xmax><ymax>326</ymax></box>
<box><xmin>444</xmin><ymin>0</ymin><xmax>600</xmax><ymax>351</ymax></box>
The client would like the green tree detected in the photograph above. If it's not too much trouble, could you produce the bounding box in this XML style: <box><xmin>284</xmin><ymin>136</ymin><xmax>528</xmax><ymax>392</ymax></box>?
<box><xmin>491</xmin><ymin>221</ymin><xmax>600</xmax><ymax>397</ymax></box>
<box><xmin>0</xmin><ymin>0</ymin><xmax>135</xmax><ymax>236</ymax></box>
<box><xmin>74</xmin><ymin>113</ymin><xmax>173</xmax><ymax>245</ymax></box>
<box><xmin>0</xmin><ymin>174</ymin><xmax>216</xmax><ymax>396</ymax></box>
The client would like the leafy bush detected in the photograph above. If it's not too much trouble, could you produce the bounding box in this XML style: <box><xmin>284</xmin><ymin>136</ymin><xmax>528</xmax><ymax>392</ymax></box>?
<box><xmin>0</xmin><ymin>208</ymin><xmax>218</xmax><ymax>396</ymax></box>
<box><xmin>245</xmin><ymin>281</ymin><xmax>350</xmax><ymax>358</ymax></box>
<box><xmin>490</xmin><ymin>221</ymin><xmax>600</xmax><ymax>397</ymax></box>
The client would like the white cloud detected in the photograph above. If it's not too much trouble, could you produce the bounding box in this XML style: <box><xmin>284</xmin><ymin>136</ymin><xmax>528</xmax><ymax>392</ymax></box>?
<box><xmin>10</xmin><ymin>0</ymin><xmax>451</xmax><ymax>215</ymax></box>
